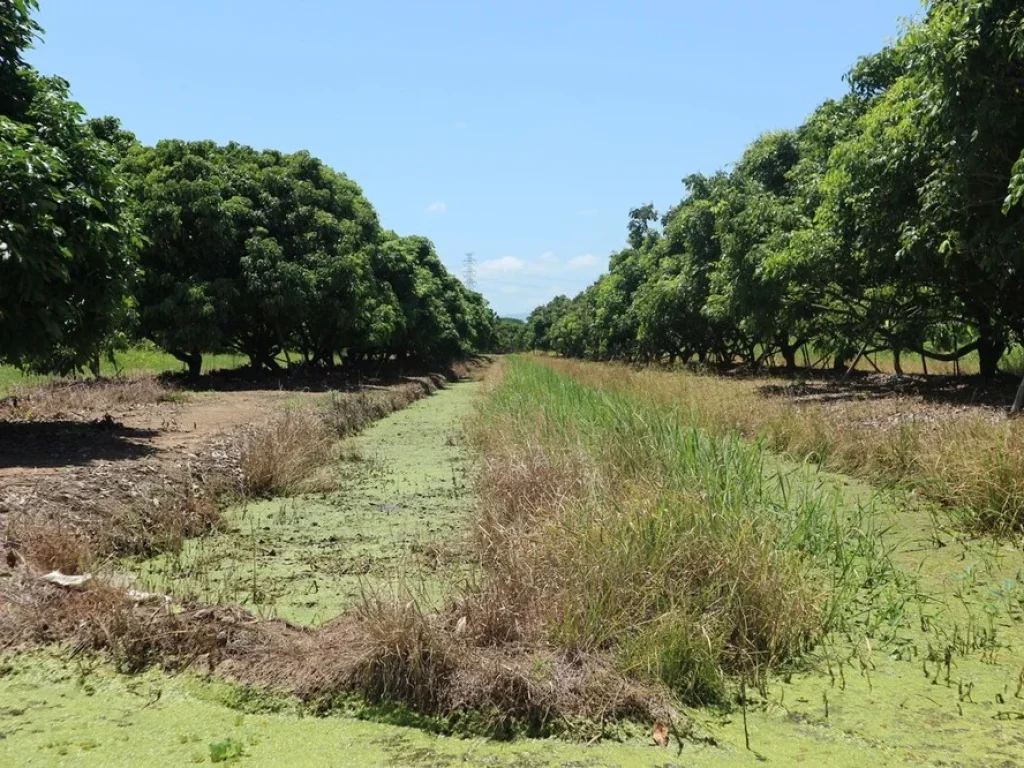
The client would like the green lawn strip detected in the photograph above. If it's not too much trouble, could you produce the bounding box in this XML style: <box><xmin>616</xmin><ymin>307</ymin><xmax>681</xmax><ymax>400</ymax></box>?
<box><xmin>0</xmin><ymin>347</ymin><xmax>248</xmax><ymax>396</ymax></box>
<box><xmin>134</xmin><ymin>381</ymin><xmax>478</xmax><ymax>626</ymax></box>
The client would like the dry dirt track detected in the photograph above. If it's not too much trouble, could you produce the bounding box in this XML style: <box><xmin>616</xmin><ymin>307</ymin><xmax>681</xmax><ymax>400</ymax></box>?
<box><xmin>0</xmin><ymin>384</ymin><xmax>328</xmax><ymax>516</ymax></box>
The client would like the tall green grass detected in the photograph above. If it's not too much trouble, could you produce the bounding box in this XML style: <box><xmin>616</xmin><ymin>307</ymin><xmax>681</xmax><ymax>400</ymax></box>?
<box><xmin>546</xmin><ymin>356</ymin><xmax>1024</xmax><ymax>536</ymax></box>
<box><xmin>467</xmin><ymin>357</ymin><xmax>899</xmax><ymax>705</ymax></box>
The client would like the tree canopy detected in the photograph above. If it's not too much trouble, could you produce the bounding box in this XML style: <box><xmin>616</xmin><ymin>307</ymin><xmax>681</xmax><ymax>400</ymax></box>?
<box><xmin>525</xmin><ymin>0</ymin><xmax>1024</xmax><ymax>409</ymax></box>
<box><xmin>1</xmin><ymin>0</ymin><xmax>137</xmax><ymax>374</ymax></box>
<box><xmin>1</xmin><ymin>1</ymin><xmax>494</xmax><ymax>377</ymax></box>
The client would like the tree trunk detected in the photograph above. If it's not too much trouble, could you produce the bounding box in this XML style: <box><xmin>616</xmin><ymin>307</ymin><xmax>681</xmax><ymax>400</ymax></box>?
<box><xmin>782</xmin><ymin>344</ymin><xmax>798</xmax><ymax>370</ymax></box>
<box><xmin>1012</xmin><ymin>373</ymin><xmax>1024</xmax><ymax>416</ymax></box>
<box><xmin>833</xmin><ymin>356</ymin><xmax>846</xmax><ymax>373</ymax></box>
<box><xmin>171</xmin><ymin>349</ymin><xmax>202</xmax><ymax>379</ymax></box>
<box><xmin>892</xmin><ymin>347</ymin><xmax>903</xmax><ymax>376</ymax></box>
<box><xmin>976</xmin><ymin>310</ymin><xmax>1005</xmax><ymax>379</ymax></box>
<box><xmin>978</xmin><ymin>337</ymin><xmax>1004</xmax><ymax>379</ymax></box>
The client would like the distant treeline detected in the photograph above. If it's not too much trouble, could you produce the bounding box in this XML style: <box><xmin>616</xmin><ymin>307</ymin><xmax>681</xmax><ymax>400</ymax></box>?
<box><xmin>522</xmin><ymin>0</ymin><xmax>1024</xmax><ymax>396</ymax></box>
<box><xmin>1</xmin><ymin>1</ymin><xmax>495</xmax><ymax>377</ymax></box>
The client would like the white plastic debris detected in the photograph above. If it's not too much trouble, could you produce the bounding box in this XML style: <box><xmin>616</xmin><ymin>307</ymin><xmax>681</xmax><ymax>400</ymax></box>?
<box><xmin>40</xmin><ymin>571</ymin><xmax>92</xmax><ymax>588</ymax></box>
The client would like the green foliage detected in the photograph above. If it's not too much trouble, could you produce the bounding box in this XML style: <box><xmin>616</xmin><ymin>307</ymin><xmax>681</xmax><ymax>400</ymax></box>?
<box><xmin>491</xmin><ymin>317</ymin><xmax>529</xmax><ymax>353</ymax></box>
<box><xmin>0</xmin><ymin>1</ymin><xmax>138</xmax><ymax>374</ymax></box>
<box><xmin>528</xmin><ymin>0</ymin><xmax>1024</xmax><ymax>395</ymax></box>
<box><xmin>1</xmin><ymin>1</ymin><xmax>493</xmax><ymax>381</ymax></box>
<box><xmin>208</xmin><ymin>737</ymin><xmax>245</xmax><ymax>763</ymax></box>
<box><xmin>118</xmin><ymin>142</ymin><xmax>494</xmax><ymax>376</ymax></box>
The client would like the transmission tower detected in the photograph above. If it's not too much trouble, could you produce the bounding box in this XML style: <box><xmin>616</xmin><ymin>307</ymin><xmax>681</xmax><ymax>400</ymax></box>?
<box><xmin>463</xmin><ymin>252</ymin><xmax>477</xmax><ymax>291</ymax></box>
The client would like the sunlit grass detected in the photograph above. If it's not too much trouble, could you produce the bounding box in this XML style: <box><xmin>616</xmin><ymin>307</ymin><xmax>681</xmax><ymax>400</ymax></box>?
<box><xmin>0</xmin><ymin>346</ymin><xmax>248</xmax><ymax>396</ymax></box>
<box><xmin>427</xmin><ymin>357</ymin><xmax>898</xmax><ymax>706</ymax></box>
<box><xmin>544</xmin><ymin>356</ymin><xmax>1024</xmax><ymax>536</ymax></box>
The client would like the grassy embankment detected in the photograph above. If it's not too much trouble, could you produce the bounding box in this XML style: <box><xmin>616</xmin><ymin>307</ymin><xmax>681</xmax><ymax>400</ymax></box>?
<box><xmin>461</xmin><ymin>357</ymin><xmax>900</xmax><ymax>703</ymax></box>
<box><xmin>545</xmin><ymin>357</ymin><xmax>1024</xmax><ymax>535</ymax></box>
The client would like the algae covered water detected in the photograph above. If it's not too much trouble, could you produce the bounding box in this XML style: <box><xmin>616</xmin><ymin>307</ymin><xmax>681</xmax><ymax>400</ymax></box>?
<box><xmin>136</xmin><ymin>381</ymin><xmax>481</xmax><ymax>625</ymax></box>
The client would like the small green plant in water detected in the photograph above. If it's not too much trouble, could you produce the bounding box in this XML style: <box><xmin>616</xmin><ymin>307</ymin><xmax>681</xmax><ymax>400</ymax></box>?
<box><xmin>209</xmin><ymin>736</ymin><xmax>246</xmax><ymax>763</ymax></box>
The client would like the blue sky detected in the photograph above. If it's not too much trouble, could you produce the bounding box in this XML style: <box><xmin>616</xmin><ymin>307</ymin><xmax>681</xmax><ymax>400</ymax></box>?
<box><xmin>29</xmin><ymin>0</ymin><xmax>921</xmax><ymax>318</ymax></box>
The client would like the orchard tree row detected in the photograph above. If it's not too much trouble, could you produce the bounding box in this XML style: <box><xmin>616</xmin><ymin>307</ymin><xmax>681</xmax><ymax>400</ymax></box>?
<box><xmin>1</xmin><ymin>0</ymin><xmax>495</xmax><ymax>378</ymax></box>
<box><xmin>525</xmin><ymin>0</ymin><xmax>1024</xmax><ymax>409</ymax></box>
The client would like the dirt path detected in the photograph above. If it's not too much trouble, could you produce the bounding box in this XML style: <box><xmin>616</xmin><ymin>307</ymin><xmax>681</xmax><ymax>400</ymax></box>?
<box><xmin>0</xmin><ymin>388</ymin><xmax>324</xmax><ymax>486</ymax></box>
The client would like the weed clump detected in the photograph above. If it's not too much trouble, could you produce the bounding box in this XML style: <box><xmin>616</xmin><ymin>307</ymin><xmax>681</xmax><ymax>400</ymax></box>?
<box><xmin>240</xmin><ymin>376</ymin><xmax>446</xmax><ymax>497</ymax></box>
<box><xmin>455</xmin><ymin>359</ymin><xmax>848</xmax><ymax>706</ymax></box>
<box><xmin>240</xmin><ymin>409</ymin><xmax>335</xmax><ymax>496</ymax></box>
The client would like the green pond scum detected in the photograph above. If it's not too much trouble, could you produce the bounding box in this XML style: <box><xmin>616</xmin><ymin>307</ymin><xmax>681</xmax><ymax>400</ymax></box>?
<box><xmin>5</xmin><ymin>369</ymin><xmax>1024</xmax><ymax>765</ymax></box>
<box><xmin>135</xmin><ymin>382</ymin><xmax>479</xmax><ymax>625</ymax></box>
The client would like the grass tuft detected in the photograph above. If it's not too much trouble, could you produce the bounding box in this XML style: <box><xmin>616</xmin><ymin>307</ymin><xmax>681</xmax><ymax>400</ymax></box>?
<box><xmin>240</xmin><ymin>409</ymin><xmax>335</xmax><ymax>497</ymax></box>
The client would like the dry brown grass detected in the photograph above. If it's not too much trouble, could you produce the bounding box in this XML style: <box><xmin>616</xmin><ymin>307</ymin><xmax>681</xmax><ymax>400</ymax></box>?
<box><xmin>322</xmin><ymin>375</ymin><xmax>445</xmax><ymax>437</ymax></box>
<box><xmin>215</xmin><ymin>602</ymin><xmax>668</xmax><ymax>735</ymax></box>
<box><xmin>240</xmin><ymin>375</ymin><xmax>446</xmax><ymax>497</ymax></box>
<box><xmin>1</xmin><ymin>375</ymin><xmax>178</xmax><ymax>419</ymax></box>
<box><xmin>239</xmin><ymin>408</ymin><xmax>336</xmax><ymax>496</ymax></box>
<box><xmin>101</xmin><ymin>486</ymin><xmax>224</xmax><ymax>558</ymax></box>
<box><xmin>5</xmin><ymin>518</ymin><xmax>94</xmax><ymax>574</ymax></box>
<box><xmin>2</xmin><ymin>467</ymin><xmax>227</xmax><ymax>571</ymax></box>
<box><xmin>0</xmin><ymin>575</ymin><xmax>251</xmax><ymax>674</ymax></box>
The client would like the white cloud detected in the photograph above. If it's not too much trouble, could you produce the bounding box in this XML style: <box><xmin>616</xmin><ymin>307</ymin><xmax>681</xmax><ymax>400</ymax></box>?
<box><xmin>426</xmin><ymin>201</ymin><xmax>447</xmax><ymax>214</ymax></box>
<box><xmin>477</xmin><ymin>256</ymin><xmax>526</xmax><ymax>276</ymax></box>
<box><xmin>538</xmin><ymin>250</ymin><xmax>557</xmax><ymax>263</ymax></box>
<box><xmin>568</xmin><ymin>253</ymin><xmax>598</xmax><ymax>269</ymax></box>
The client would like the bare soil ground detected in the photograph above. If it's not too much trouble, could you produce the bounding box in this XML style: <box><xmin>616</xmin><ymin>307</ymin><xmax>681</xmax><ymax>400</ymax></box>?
<box><xmin>0</xmin><ymin>387</ymin><xmax>320</xmax><ymax>481</ymax></box>
<box><xmin>0</xmin><ymin>384</ymin><xmax>330</xmax><ymax>554</ymax></box>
